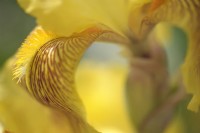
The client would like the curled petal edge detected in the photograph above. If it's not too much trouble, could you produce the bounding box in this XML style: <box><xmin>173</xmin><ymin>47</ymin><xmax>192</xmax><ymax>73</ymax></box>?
<box><xmin>13</xmin><ymin>25</ymin><xmax>131</xmax><ymax>132</ymax></box>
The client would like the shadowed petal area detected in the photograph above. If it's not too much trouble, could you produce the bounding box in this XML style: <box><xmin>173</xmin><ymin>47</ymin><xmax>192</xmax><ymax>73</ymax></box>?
<box><xmin>132</xmin><ymin>0</ymin><xmax>200</xmax><ymax>112</ymax></box>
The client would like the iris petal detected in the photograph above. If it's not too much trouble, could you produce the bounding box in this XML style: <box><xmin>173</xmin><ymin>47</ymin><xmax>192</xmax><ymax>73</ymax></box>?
<box><xmin>13</xmin><ymin>25</ymin><xmax>131</xmax><ymax>132</ymax></box>
<box><xmin>17</xmin><ymin>0</ymin><xmax>130</xmax><ymax>36</ymax></box>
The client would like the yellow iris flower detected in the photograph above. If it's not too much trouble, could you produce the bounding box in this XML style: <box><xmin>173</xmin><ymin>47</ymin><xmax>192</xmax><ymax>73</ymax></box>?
<box><xmin>0</xmin><ymin>59</ymin><xmax>134</xmax><ymax>133</ymax></box>
<box><xmin>1</xmin><ymin>0</ymin><xmax>200</xmax><ymax>132</ymax></box>
<box><xmin>16</xmin><ymin>0</ymin><xmax>200</xmax><ymax>109</ymax></box>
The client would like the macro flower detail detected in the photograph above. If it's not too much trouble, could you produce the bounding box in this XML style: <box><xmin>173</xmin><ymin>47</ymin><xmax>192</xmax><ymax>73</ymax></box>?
<box><xmin>13</xmin><ymin>25</ymin><xmax>132</xmax><ymax>132</ymax></box>
<box><xmin>0</xmin><ymin>0</ymin><xmax>200</xmax><ymax>133</ymax></box>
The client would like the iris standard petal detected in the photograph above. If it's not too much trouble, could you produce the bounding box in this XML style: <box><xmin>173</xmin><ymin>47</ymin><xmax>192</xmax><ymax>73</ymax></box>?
<box><xmin>17</xmin><ymin>0</ymin><xmax>130</xmax><ymax>36</ymax></box>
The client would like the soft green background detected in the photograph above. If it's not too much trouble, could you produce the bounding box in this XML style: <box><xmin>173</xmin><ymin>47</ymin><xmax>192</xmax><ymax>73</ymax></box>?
<box><xmin>0</xmin><ymin>0</ymin><xmax>35</xmax><ymax>67</ymax></box>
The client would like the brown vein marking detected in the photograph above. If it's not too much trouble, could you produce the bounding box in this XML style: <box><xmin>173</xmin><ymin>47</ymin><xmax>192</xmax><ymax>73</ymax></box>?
<box><xmin>183</xmin><ymin>0</ymin><xmax>198</xmax><ymax>21</ymax></box>
<box><xmin>45</xmin><ymin>49</ymin><xmax>65</xmax><ymax>100</ymax></box>
<box><xmin>149</xmin><ymin>0</ymin><xmax>200</xmax><ymax>31</ymax></box>
<box><xmin>23</xmin><ymin>25</ymin><xmax>131</xmax><ymax>132</ymax></box>
<box><xmin>26</xmin><ymin>28</ymin><xmax>112</xmax><ymax>113</ymax></box>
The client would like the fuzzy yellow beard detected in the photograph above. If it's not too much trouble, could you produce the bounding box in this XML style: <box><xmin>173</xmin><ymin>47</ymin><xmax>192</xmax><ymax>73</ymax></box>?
<box><xmin>13</xmin><ymin>26</ymin><xmax>58</xmax><ymax>83</ymax></box>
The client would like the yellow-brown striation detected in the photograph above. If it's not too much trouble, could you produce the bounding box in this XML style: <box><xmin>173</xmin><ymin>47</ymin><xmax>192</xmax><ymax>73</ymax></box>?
<box><xmin>14</xmin><ymin>25</ymin><xmax>130</xmax><ymax>132</ymax></box>
<box><xmin>149</xmin><ymin>0</ymin><xmax>200</xmax><ymax>30</ymax></box>
<box><xmin>27</xmin><ymin>26</ymin><xmax>129</xmax><ymax>115</ymax></box>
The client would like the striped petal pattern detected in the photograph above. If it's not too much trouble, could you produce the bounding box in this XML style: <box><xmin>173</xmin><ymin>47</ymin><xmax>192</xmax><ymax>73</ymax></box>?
<box><xmin>14</xmin><ymin>25</ymin><xmax>130</xmax><ymax>132</ymax></box>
